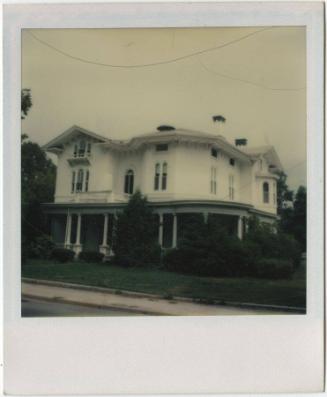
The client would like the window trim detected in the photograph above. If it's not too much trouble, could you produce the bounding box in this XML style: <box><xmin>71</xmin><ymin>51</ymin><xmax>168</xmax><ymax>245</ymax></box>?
<box><xmin>263</xmin><ymin>181</ymin><xmax>269</xmax><ymax>203</ymax></box>
<box><xmin>229</xmin><ymin>175</ymin><xmax>234</xmax><ymax>200</ymax></box>
<box><xmin>124</xmin><ymin>169</ymin><xmax>134</xmax><ymax>195</ymax></box>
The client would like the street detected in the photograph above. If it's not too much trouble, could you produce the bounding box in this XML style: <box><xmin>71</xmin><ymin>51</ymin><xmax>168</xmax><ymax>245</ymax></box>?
<box><xmin>22</xmin><ymin>297</ymin><xmax>145</xmax><ymax>317</ymax></box>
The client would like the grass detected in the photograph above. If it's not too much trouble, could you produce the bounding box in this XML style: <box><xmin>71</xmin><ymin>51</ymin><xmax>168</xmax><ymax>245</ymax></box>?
<box><xmin>22</xmin><ymin>259</ymin><xmax>306</xmax><ymax>308</ymax></box>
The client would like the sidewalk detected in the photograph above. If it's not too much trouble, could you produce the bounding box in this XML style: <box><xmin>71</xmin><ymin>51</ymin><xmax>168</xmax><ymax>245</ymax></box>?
<box><xmin>22</xmin><ymin>279</ymin><xmax>294</xmax><ymax>316</ymax></box>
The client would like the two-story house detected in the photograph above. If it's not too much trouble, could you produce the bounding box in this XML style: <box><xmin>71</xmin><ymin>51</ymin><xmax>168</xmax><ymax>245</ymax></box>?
<box><xmin>43</xmin><ymin>125</ymin><xmax>283</xmax><ymax>256</ymax></box>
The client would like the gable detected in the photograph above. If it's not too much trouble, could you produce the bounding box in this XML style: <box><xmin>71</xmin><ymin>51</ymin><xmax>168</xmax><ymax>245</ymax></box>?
<box><xmin>43</xmin><ymin>125</ymin><xmax>109</xmax><ymax>154</ymax></box>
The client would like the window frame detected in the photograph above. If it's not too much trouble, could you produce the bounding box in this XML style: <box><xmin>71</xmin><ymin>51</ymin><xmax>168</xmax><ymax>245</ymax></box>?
<box><xmin>124</xmin><ymin>169</ymin><xmax>134</xmax><ymax>195</ymax></box>
<box><xmin>263</xmin><ymin>181</ymin><xmax>270</xmax><ymax>203</ymax></box>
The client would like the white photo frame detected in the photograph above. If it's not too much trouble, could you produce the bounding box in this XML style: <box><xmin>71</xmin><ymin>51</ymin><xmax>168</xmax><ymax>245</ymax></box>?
<box><xmin>3</xmin><ymin>2</ymin><xmax>324</xmax><ymax>395</ymax></box>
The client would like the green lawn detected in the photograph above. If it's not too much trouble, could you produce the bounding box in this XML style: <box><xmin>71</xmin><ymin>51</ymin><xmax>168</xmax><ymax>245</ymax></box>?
<box><xmin>22</xmin><ymin>259</ymin><xmax>306</xmax><ymax>308</ymax></box>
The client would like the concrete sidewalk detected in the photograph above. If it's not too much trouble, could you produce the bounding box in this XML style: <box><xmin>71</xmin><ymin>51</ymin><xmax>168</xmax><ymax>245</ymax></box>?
<box><xmin>22</xmin><ymin>279</ymin><xmax>290</xmax><ymax>316</ymax></box>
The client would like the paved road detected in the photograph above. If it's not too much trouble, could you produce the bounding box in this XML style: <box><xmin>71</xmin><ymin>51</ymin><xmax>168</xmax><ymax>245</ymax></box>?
<box><xmin>22</xmin><ymin>297</ymin><xmax>145</xmax><ymax>317</ymax></box>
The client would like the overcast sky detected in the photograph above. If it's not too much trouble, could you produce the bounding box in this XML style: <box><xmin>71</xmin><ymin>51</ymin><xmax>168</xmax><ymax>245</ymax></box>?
<box><xmin>21</xmin><ymin>27</ymin><xmax>306</xmax><ymax>190</ymax></box>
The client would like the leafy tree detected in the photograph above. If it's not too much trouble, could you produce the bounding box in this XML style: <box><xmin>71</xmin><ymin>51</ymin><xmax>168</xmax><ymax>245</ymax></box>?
<box><xmin>21</xmin><ymin>89</ymin><xmax>32</xmax><ymax>119</ymax></box>
<box><xmin>276</xmin><ymin>171</ymin><xmax>293</xmax><ymax>214</ymax></box>
<box><xmin>21</xmin><ymin>89</ymin><xmax>56</xmax><ymax>262</ymax></box>
<box><xmin>112</xmin><ymin>191</ymin><xmax>161</xmax><ymax>267</ymax></box>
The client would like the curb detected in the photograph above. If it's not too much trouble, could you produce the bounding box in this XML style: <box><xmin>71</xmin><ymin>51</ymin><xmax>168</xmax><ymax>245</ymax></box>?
<box><xmin>21</xmin><ymin>278</ymin><xmax>306</xmax><ymax>314</ymax></box>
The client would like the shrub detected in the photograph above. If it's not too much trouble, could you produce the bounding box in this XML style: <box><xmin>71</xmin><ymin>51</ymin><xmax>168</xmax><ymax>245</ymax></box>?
<box><xmin>51</xmin><ymin>248</ymin><xmax>75</xmax><ymax>263</ymax></box>
<box><xmin>79</xmin><ymin>251</ymin><xmax>104</xmax><ymax>263</ymax></box>
<box><xmin>254</xmin><ymin>258</ymin><xmax>294</xmax><ymax>279</ymax></box>
<box><xmin>113</xmin><ymin>191</ymin><xmax>161</xmax><ymax>267</ymax></box>
<box><xmin>28</xmin><ymin>235</ymin><xmax>55</xmax><ymax>259</ymax></box>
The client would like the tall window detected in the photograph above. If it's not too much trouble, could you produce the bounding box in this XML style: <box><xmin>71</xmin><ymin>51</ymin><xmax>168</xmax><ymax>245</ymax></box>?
<box><xmin>162</xmin><ymin>163</ymin><xmax>167</xmax><ymax>190</ymax></box>
<box><xmin>85</xmin><ymin>170</ymin><xmax>90</xmax><ymax>192</ymax></box>
<box><xmin>124</xmin><ymin>170</ymin><xmax>134</xmax><ymax>194</ymax></box>
<box><xmin>154</xmin><ymin>163</ymin><xmax>160</xmax><ymax>190</ymax></box>
<box><xmin>263</xmin><ymin>182</ymin><xmax>269</xmax><ymax>203</ymax></box>
<box><xmin>73</xmin><ymin>144</ymin><xmax>78</xmax><ymax>158</ymax></box>
<box><xmin>273</xmin><ymin>181</ymin><xmax>276</xmax><ymax>205</ymax></box>
<box><xmin>210</xmin><ymin>167</ymin><xmax>217</xmax><ymax>194</ymax></box>
<box><xmin>229</xmin><ymin>175</ymin><xmax>234</xmax><ymax>200</ymax></box>
<box><xmin>71</xmin><ymin>171</ymin><xmax>76</xmax><ymax>193</ymax></box>
<box><xmin>76</xmin><ymin>169</ymin><xmax>84</xmax><ymax>192</ymax></box>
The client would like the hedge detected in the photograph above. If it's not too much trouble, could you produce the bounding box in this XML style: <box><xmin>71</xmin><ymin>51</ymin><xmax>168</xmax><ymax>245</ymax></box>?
<box><xmin>79</xmin><ymin>251</ymin><xmax>104</xmax><ymax>263</ymax></box>
<box><xmin>51</xmin><ymin>248</ymin><xmax>75</xmax><ymax>263</ymax></box>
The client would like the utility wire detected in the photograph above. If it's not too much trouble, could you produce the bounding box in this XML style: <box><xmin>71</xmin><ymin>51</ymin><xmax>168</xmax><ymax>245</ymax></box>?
<box><xmin>197</xmin><ymin>57</ymin><xmax>305</xmax><ymax>92</ymax></box>
<box><xmin>27</xmin><ymin>27</ymin><xmax>272</xmax><ymax>69</ymax></box>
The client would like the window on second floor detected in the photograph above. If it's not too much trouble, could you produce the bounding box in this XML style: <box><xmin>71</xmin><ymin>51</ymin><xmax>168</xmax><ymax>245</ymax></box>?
<box><xmin>230</xmin><ymin>158</ymin><xmax>235</xmax><ymax>166</ymax></box>
<box><xmin>229</xmin><ymin>175</ymin><xmax>234</xmax><ymax>200</ymax></box>
<box><xmin>71</xmin><ymin>168</ymin><xmax>90</xmax><ymax>193</ymax></box>
<box><xmin>76</xmin><ymin>169</ymin><xmax>84</xmax><ymax>192</ymax></box>
<box><xmin>124</xmin><ymin>170</ymin><xmax>134</xmax><ymax>195</ymax></box>
<box><xmin>273</xmin><ymin>181</ymin><xmax>276</xmax><ymax>205</ymax></box>
<box><xmin>210</xmin><ymin>167</ymin><xmax>217</xmax><ymax>194</ymax></box>
<box><xmin>154</xmin><ymin>162</ymin><xmax>168</xmax><ymax>191</ymax></box>
<box><xmin>154</xmin><ymin>163</ymin><xmax>160</xmax><ymax>191</ymax></box>
<box><xmin>162</xmin><ymin>163</ymin><xmax>168</xmax><ymax>190</ymax></box>
<box><xmin>263</xmin><ymin>182</ymin><xmax>269</xmax><ymax>203</ymax></box>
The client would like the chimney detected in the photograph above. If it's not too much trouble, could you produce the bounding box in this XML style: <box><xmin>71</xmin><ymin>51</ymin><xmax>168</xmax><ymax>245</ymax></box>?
<box><xmin>235</xmin><ymin>138</ymin><xmax>247</xmax><ymax>147</ymax></box>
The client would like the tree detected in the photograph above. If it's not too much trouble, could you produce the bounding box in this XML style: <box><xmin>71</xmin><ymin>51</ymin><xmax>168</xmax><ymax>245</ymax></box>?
<box><xmin>21</xmin><ymin>89</ymin><xmax>32</xmax><ymax>119</ymax></box>
<box><xmin>291</xmin><ymin>186</ymin><xmax>306</xmax><ymax>251</ymax></box>
<box><xmin>21</xmin><ymin>89</ymin><xmax>57</xmax><ymax>261</ymax></box>
<box><xmin>112</xmin><ymin>191</ymin><xmax>161</xmax><ymax>267</ymax></box>
<box><xmin>276</xmin><ymin>171</ymin><xmax>293</xmax><ymax>214</ymax></box>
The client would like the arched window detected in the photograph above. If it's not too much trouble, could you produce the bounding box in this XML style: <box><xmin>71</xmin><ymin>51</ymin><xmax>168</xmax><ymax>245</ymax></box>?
<box><xmin>76</xmin><ymin>169</ymin><xmax>84</xmax><ymax>192</ymax></box>
<box><xmin>124</xmin><ymin>170</ymin><xmax>134</xmax><ymax>194</ymax></box>
<box><xmin>263</xmin><ymin>182</ymin><xmax>269</xmax><ymax>203</ymax></box>
<box><xmin>162</xmin><ymin>163</ymin><xmax>167</xmax><ymax>190</ymax></box>
<box><xmin>154</xmin><ymin>163</ymin><xmax>160</xmax><ymax>191</ymax></box>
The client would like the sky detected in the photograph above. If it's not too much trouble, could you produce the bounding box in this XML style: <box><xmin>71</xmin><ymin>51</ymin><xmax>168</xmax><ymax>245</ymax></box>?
<box><xmin>21</xmin><ymin>27</ymin><xmax>306</xmax><ymax>190</ymax></box>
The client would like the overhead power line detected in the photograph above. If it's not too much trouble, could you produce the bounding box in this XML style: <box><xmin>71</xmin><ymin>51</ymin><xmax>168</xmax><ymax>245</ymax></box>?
<box><xmin>197</xmin><ymin>57</ymin><xmax>306</xmax><ymax>92</ymax></box>
<box><xmin>27</xmin><ymin>27</ymin><xmax>272</xmax><ymax>68</ymax></box>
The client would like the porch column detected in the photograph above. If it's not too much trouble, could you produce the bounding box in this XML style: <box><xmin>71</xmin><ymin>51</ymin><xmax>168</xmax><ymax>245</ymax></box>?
<box><xmin>65</xmin><ymin>213</ymin><xmax>72</xmax><ymax>246</ymax></box>
<box><xmin>203</xmin><ymin>212</ymin><xmax>209</xmax><ymax>223</ymax></box>
<box><xmin>102</xmin><ymin>214</ymin><xmax>109</xmax><ymax>246</ymax></box>
<box><xmin>73</xmin><ymin>213</ymin><xmax>83</xmax><ymax>257</ymax></box>
<box><xmin>76</xmin><ymin>214</ymin><xmax>82</xmax><ymax>245</ymax></box>
<box><xmin>237</xmin><ymin>216</ymin><xmax>243</xmax><ymax>240</ymax></box>
<box><xmin>158</xmin><ymin>213</ymin><xmax>163</xmax><ymax>247</ymax></box>
<box><xmin>100</xmin><ymin>213</ymin><xmax>109</xmax><ymax>257</ymax></box>
<box><xmin>172</xmin><ymin>213</ymin><xmax>178</xmax><ymax>248</ymax></box>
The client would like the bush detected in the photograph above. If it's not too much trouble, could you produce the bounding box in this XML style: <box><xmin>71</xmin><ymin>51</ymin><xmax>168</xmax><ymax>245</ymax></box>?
<box><xmin>113</xmin><ymin>191</ymin><xmax>161</xmax><ymax>267</ymax></box>
<box><xmin>254</xmin><ymin>258</ymin><xmax>294</xmax><ymax>279</ymax></box>
<box><xmin>79</xmin><ymin>251</ymin><xmax>104</xmax><ymax>263</ymax></box>
<box><xmin>28</xmin><ymin>235</ymin><xmax>55</xmax><ymax>259</ymax></box>
<box><xmin>51</xmin><ymin>248</ymin><xmax>75</xmax><ymax>263</ymax></box>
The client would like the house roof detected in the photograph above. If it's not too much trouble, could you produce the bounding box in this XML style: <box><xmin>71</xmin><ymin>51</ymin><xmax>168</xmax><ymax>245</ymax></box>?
<box><xmin>42</xmin><ymin>124</ymin><xmax>282</xmax><ymax>170</ymax></box>
<box><xmin>241</xmin><ymin>145</ymin><xmax>283</xmax><ymax>171</ymax></box>
<box><xmin>42</xmin><ymin>125</ymin><xmax>110</xmax><ymax>153</ymax></box>
<box><xmin>104</xmin><ymin>128</ymin><xmax>250</xmax><ymax>162</ymax></box>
